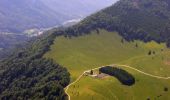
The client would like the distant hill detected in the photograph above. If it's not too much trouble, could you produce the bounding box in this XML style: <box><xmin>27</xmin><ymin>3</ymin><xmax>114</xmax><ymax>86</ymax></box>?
<box><xmin>0</xmin><ymin>0</ymin><xmax>117</xmax><ymax>33</ymax></box>
<box><xmin>59</xmin><ymin>0</ymin><xmax>170</xmax><ymax>46</ymax></box>
<box><xmin>0</xmin><ymin>0</ymin><xmax>63</xmax><ymax>33</ymax></box>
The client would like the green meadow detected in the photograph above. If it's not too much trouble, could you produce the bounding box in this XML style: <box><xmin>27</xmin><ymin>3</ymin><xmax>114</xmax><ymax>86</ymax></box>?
<box><xmin>44</xmin><ymin>30</ymin><xmax>170</xmax><ymax>99</ymax></box>
<box><xmin>67</xmin><ymin>66</ymin><xmax>170</xmax><ymax>100</ymax></box>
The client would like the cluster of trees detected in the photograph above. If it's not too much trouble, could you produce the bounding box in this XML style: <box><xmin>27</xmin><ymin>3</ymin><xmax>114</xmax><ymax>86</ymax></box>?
<box><xmin>164</xmin><ymin>87</ymin><xmax>169</xmax><ymax>92</ymax></box>
<box><xmin>0</xmin><ymin>32</ymin><xmax>70</xmax><ymax>100</ymax></box>
<box><xmin>99</xmin><ymin>66</ymin><xmax>135</xmax><ymax>86</ymax></box>
<box><xmin>48</xmin><ymin>0</ymin><xmax>170</xmax><ymax>47</ymax></box>
<box><xmin>148</xmin><ymin>50</ymin><xmax>156</xmax><ymax>55</ymax></box>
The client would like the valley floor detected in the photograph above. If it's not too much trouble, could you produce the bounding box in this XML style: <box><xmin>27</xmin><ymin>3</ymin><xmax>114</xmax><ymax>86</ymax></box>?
<box><xmin>45</xmin><ymin>30</ymin><xmax>170</xmax><ymax>100</ymax></box>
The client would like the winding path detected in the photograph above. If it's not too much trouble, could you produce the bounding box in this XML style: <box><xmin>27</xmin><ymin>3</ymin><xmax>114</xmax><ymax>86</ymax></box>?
<box><xmin>65</xmin><ymin>64</ymin><xmax>170</xmax><ymax>100</ymax></box>
<box><xmin>115</xmin><ymin>64</ymin><xmax>170</xmax><ymax>79</ymax></box>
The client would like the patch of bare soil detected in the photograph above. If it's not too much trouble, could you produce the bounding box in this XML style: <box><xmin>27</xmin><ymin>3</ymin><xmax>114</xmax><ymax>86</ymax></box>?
<box><xmin>164</xmin><ymin>60</ymin><xmax>170</xmax><ymax>65</ymax></box>
<box><xmin>96</xmin><ymin>73</ymin><xmax>109</xmax><ymax>79</ymax></box>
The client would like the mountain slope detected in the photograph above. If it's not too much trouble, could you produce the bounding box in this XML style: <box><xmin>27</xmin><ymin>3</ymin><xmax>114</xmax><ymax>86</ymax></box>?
<box><xmin>0</xmin><ymin>0</ymin><xmax>117</xmax><ymax>33</ymax></box>
<box><xmin>1</xmin><ymin>0</ymin><xmax>170</xmax><ymax>99</ymax></box>
<box><xmin>101</xmin><ymin>0</ymin><xmax>170</xmax><ymax>41</ymax></box>
<box><xmin>0</xmin><ymin>33</ymin><xmax>70</xmax><ymax>99</ymax></box>
<box><xmin>0</xmin><ymin>34</ymin><xmax>27</xmax><ymax>49</ymax></box>
<box><xmin>60</xmin><ymin>0</ymin><xmax>170</xmax><ymax>46</ymax></box>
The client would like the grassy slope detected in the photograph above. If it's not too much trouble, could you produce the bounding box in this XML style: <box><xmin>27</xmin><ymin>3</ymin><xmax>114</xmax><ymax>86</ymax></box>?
<box><xmin>44</xmin><ymin>30</ymin><xmax>170</xmax><ymax>99</ymax></box>
<box><xmin>67</xmin><ymin>67</ymin><xmax>170</xmax><ymax>100</ymax></box>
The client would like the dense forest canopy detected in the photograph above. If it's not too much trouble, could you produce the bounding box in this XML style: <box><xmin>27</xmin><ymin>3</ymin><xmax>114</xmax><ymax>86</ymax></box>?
<box><xmin>0</xmin><ymin>32</ymin><xmax>70</xmax><ymax>100</ymax></box>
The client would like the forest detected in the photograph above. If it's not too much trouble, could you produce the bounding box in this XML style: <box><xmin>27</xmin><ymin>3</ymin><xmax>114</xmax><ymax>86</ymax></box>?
<box><xmin>0</xmin><ymin>32</ymin><xmax>70</xmax><ymax>100</ymax></box>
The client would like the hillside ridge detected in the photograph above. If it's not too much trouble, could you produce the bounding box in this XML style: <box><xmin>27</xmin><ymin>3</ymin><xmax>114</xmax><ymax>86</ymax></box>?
<box><xmin>49</xmin><ymin>0</ymin><xmax>170</xmax><ymax>47</ymax></box>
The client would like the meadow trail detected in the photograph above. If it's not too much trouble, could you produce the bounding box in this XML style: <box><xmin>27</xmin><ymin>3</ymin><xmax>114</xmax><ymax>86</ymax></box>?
<box><xmin>64</xmin><ymin>64</ymin><xmax>170</xmax><ymax>100</ymax></box>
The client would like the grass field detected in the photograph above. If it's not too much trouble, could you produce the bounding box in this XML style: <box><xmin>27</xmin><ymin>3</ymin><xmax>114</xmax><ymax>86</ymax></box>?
<box><xmin>67</xmin><ymin>66</ymin><xmax>170</xmax><ymax>100</ymax></box>
<box><xmin>44</xmin><ymin>30</ymin><xmax>170</xmax><ymax>100</ymax></box>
